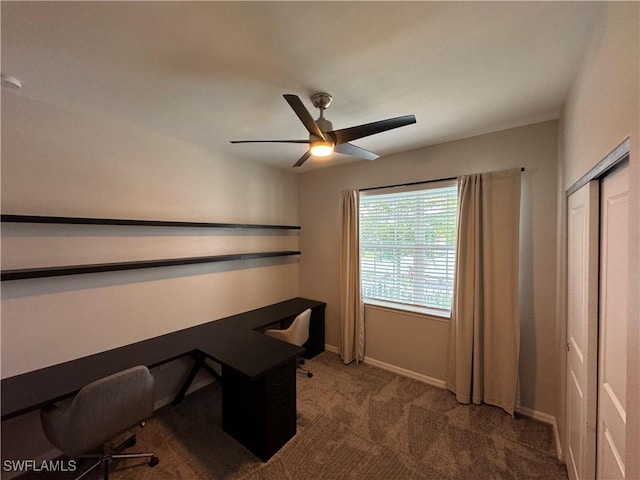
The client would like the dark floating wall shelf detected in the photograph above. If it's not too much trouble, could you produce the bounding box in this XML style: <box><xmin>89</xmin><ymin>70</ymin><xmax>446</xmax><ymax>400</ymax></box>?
<box><xmin>1</xmin><ymin>214</ymin><xmax>301</xmax><ymax>230</ymax></box>
<box><xmin>1</xmin><ymin>251</ymin><xmax>301</xmax><ymax>281</ymax></box>
<box><xmin>1</xmin><ymin>214</ymin><xmax>302</xmax><ymax>281</ymax></box>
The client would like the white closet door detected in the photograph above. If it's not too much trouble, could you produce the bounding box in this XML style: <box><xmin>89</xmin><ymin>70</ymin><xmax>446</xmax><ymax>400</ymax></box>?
<box><xmin>597</xmin><ymin>163</ymin><xmax>629</xmax><ymax>480</ymax></box>
<box><xmin>566</xmin><ymin>181</ymin><xmax>600</xmax><ymax>480</ymax></box>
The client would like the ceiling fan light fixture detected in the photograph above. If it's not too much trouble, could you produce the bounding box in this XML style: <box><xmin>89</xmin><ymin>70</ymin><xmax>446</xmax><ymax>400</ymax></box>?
<box><xmin>310</xmin><ymin>140</ymin><xmax>333</xmax><ymax>157</ymax></box>
<box><xmin>230</xmin><ymin>93</ymin><xmax>416</xmax><ymax>167</ymax></box>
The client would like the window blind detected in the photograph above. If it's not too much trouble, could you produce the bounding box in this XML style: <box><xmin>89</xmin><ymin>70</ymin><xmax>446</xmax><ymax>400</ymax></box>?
<box><xmin>359</xmin><ymin>183</ymin><xmax>458</xmax><ymax>315</ymax></box>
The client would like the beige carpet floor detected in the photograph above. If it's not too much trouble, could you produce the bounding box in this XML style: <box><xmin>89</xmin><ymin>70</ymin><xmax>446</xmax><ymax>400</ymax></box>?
<box><xmin>19</xmin><ymin>352</ymin><xmax>567</xmax><ymax>479</ymax></box>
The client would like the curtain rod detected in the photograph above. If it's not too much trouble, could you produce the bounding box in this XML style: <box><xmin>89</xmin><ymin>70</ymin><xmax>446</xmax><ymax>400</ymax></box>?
<box><xmin>359</xmin><ymin>167</ymin><xmax>525</xmax><ymax>192</ymax></box>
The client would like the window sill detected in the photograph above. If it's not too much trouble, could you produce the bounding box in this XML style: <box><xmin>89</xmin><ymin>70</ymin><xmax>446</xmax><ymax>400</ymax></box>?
<box><xmin>363</xmin><ymin>299</ymin><xmax>451</xmax><ymax>322</ymax></box>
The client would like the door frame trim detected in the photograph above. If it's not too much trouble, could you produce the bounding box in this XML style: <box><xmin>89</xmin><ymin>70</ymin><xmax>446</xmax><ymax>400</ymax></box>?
<box><xmin>563</xmin><ymin>137</ymin><xmax>631</xmax><ymax>478</ymax></box>
<box><xmin>566</xmin><ymin>138</ymin><xmax>630</xmax><ymax>197</ymax></box>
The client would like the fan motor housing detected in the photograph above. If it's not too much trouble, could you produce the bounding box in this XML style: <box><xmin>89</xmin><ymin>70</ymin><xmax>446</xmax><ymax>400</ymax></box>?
<box><xmin>315</xmin><ymin>116</ymin><xmax>333</xmax><ymax>133</ymax></box>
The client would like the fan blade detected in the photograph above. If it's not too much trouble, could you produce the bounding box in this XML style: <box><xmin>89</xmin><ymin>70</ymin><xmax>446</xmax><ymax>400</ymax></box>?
<box><xmin>283</xmin><ymin>94</ymin><xmax>326</xmax><ymax>141</ymax></box>
<box><xmin>293</xmin><ymin>150</ymin><xmax>312</xmax><ymax>168</ymax></box>
<box><xmin>230</xmin><ymin>140</ymin><xmax>309</xmax><ymax>144</ymax></box>
<box><xmin>328</xmin><ymin>115</ymin><xmax>416</xmax><ymax>145</ymax></box>
<box><xmin>334</xmin><ymin>143</ymin><xmax>379</xmax><ymax>161</ymax></box>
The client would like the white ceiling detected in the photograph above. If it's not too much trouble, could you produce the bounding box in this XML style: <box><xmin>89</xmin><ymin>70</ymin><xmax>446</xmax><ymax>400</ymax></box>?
<box><xmin>1</xmin><ymin>1</ymin><xmax>598</xmax><ymax>172</ymax></box>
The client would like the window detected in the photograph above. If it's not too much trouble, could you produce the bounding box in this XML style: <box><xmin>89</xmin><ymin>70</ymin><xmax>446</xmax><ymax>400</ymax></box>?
<box><xmin>359</xmin><ymin>181</ymin><xmax>458</xmax><ymax>317</ymax></box>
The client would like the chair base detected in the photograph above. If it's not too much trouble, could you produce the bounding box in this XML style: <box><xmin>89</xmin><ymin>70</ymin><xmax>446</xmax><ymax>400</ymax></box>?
<box><xmin>296</xmin><ymin>359</ymin><xmax>313</xmax><ymax>378</ymax></box>
<box><xmin>75</xmin><ymin>433</ymin><xmax>158</xmax><ymax>480</ymax></box>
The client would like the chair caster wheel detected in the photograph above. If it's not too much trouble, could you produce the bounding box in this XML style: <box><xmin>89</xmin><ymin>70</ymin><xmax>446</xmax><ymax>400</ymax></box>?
<box><xmin>307</xmin><ymin>372</ymin><xmax>313</xmax><ymax>378</ymax></box>
<box><xmin>149</xmin><ymin>456</ymin><xmax>159</xmax><ymax>468</ymax></box>
<box><xmin>124</xmin><ymin>437</ymin><xmax>136</xmax><ymax>449</ymax></box>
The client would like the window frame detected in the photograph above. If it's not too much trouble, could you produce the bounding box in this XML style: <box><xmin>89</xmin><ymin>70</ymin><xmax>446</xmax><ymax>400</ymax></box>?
<box><xmin>359</xmin><ymin>179</ymin><xmax>458</xmax><ymax>319</ymax></box>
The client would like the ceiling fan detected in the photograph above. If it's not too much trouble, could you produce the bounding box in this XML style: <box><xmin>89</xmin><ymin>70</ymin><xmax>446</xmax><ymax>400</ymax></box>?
<box><xmin>230</xmin><ymin>93</ymin><xmax>416</xmax><ymax>167</ymax></box>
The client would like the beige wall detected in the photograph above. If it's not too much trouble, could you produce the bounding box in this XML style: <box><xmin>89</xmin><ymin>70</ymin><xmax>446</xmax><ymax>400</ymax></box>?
<box><xmin>1</xmin><ymin>93</ymin><xmax>300</xmax><ymax>378</ymax></box>
<box><xmin>299</xmin><ymin>120</ymin><xmax>559</xmax><ymax>416</ymax></box>
<box><xmin>558</xmin><ymin>1</ymin><xmax>639</xmax><ymax>474</ymax></box>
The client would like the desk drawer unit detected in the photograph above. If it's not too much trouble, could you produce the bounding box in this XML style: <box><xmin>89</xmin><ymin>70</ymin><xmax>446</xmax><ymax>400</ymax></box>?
<box><xmin>221</xmin><ymin>360</ymin><xmax>296</xmax><ymax>461</ymax></box>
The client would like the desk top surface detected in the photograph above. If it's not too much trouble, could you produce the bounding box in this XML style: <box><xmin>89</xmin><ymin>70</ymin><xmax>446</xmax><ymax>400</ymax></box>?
<box><xmin>1</xmin><ymin>297</ymin><xmax>325</xmax><ymax>419</ymax></box>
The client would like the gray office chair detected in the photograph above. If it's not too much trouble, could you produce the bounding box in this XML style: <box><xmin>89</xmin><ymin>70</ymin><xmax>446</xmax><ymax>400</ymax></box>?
<box><xmin>265</xmin><ymin>308</ymin><xmax>313</xmax><ymax>378</ymax></box>
<box><xmin>40</xmin><ymin>365</ymin><xmax>159</xmax><ymax>479</ymax></box>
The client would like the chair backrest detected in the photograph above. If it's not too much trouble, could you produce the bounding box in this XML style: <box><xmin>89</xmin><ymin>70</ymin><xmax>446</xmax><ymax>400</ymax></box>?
<box><xmin>41</xmin><ymin>365</ymin><xmax>154</xmax><ymax>457</ymax></box>
<box><xmin>286</xmin><ymin>309</ymin><xmax>312</xmax><ymax>347</ymax></box>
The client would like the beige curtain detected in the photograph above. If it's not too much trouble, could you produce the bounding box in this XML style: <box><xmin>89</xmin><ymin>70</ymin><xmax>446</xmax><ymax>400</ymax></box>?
<box><xmin>340</xmin><ymin>190</ymin><xmax>364</xmax><ymax>364</ymax></box>
<box><xmin>446</xmin><ymin>168</ymin><xmax>521</xmax><ymax>415</ymax></box>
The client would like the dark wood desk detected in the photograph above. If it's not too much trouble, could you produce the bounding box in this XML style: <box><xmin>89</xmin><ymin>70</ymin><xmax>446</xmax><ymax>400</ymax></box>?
<box><xmin>1</xmin><ymin>297</ymin><xmax>326</xmax><ymax>461</ymax></box>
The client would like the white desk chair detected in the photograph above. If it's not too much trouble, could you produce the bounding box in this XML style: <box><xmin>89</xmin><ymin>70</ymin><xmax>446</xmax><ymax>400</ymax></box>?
<box><xmin>265</xmin><ymin>308</ymin><xmax>313</xmax><ymax>378</ymax></box>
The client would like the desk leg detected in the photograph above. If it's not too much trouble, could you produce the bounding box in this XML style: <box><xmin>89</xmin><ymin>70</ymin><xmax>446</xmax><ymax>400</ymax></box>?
<box><xmin>221</xmin><ymin>360</ymin><xmax>296</xmax><ymax>462</ymax></box>
<box><xmin>173</xmin><ymin>351</ymin><xmax>221</xmax><ymax>405</ymax></box>
<box><xmin>303</xmin><ymin>305</ymin><xmax>326</xmax><ymax>359</ymax></box>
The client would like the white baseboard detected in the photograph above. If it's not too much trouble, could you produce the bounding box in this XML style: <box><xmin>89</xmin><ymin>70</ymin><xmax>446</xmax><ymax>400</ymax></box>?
<box><xmin>324</xmin><ymin>344</ymin><xmax>338</xmax><ymax>354</ymax></box>
<box><xmin>324</xmin><ymin>344</ymin><xmax>562</xmax><ymax>461</ymax></box>
<box><xmin>323</xmin><ymin>344</ymin><xmax>445</xmax><ymax>389</ymax></box>
<box><xmin>516</xmin><ymin>405</ymin><xmax>562</xmax><ymax>460</ymax></box>
<box><xmin>362</xmin><ymin>356</ymin><xmax>447</xmax><ymax>389</ymax></box>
